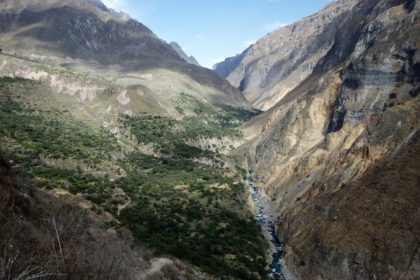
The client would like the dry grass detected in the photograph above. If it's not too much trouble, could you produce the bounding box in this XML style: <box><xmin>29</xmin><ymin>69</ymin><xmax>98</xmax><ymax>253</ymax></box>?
<box><xmin>0</xmin><ymin>153</ymin><xmax>138</xmax><ymax>280</ymax></box>
<box><xmin>0</xmin><ymin>155</ymin><xmax>14</xmax><ymax>216</ymax></box>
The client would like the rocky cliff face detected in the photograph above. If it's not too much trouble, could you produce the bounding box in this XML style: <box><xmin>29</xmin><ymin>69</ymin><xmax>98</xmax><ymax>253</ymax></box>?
<box><xmin>214</xmin><ymin>0</ymin><xmax>361</xmax><ymax>110</ymax></box>
<box><xmin>213</xmin><ymin>48</ymin><xmax>249</xmax><ymax>79</ymax></box>
<box><xmin>235</xmin><ymin>0</ymin><xmax>420</xmax><ymax>278</ymax></box>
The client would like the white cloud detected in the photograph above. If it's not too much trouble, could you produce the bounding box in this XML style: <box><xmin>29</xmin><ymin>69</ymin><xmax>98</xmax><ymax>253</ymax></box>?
<box><xmin>102</xmin><ymin>0</ymin><xmax>126</xmax><ymax>11</ymax></box>
<box><xmin>262</xmin><ymin>21</ymin><xmax>289</xmax><ymax>33</ymax></box>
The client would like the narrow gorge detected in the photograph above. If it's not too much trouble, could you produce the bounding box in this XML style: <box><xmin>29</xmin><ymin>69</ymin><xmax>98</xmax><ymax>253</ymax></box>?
<box><xmin>227</xmin><ymin>0</ymin><xmax>420</xmax><ymax>278</ymax></box>
<box><xmin>0</xmin><ymin>0</ymin><xmax>419</xmax><ymax>279</ymax></box>
<box><xmin>247</xmin><ymin>171</ymin><xmax>286</xmax><ymax>280</ymax></box>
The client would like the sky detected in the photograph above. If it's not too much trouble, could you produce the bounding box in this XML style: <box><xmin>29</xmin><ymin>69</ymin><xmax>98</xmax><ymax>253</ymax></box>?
<box><xmin>102</xmin><ymin>0</ymin><xmax>334</xmax><ymax>68</ymax></box>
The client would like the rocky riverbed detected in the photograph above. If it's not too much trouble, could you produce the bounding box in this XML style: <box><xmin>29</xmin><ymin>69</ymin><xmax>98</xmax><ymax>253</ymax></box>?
<box><xmin>246</xmin><ymin>171</ymin><xmax>285</xmax><ymax>280</ymax></box>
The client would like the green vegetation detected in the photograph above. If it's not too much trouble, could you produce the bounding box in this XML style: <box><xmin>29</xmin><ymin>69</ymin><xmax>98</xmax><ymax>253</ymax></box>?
<box><xmin>0</xmin><ymin>94</ymin><xmax>118</xmax><ymax>167</ymax></box>
<box><xmin>176</xmin><ymin>92</ymin><xmax>261</xmax><ymax>123</ymax></box>
<box><xmin>0</xmin><ymin>78</ymin><xmax>269</xmax><ymax>279</ymax></box>
<box><xmin>120</xmin><ymin>110</ymin><xmax>241</xmax><ymax>144</ymax></box>
<box><xmin>175</xmin><ymin>92</ymin><xmax>261</xmax><ymax>138</ymax></box>
<box><xmin>0</xmin><ymin>76</ymin><xmax>26</xmax><ymax>87</ymax></box>
<box><xmin>118</xmin><ymin>152</ymin><xmax>268</xmax><ymax>279</ymax></box>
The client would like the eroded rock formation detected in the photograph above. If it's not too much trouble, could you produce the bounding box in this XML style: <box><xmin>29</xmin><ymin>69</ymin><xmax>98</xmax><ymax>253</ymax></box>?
<box><xmin>235</xmin><ymin>0</ymin><xmax>420</xmax><ymax>278</ymax></box>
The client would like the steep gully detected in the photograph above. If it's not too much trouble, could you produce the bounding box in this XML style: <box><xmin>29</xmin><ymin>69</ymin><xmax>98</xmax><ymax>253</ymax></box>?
<box><xmin>246</xmin><ymin>171</ymin><xmax>285</xmax><ymax>280</ymax></box>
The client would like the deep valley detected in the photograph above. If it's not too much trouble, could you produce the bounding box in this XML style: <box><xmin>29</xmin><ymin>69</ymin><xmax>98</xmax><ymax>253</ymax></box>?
<box><xmin>0</xmin><ymin>0</ymin><xmax>419</xmax><ymax>279</ymax></box>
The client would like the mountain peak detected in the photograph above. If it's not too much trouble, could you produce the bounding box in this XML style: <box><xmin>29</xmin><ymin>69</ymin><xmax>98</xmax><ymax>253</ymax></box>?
<box><xmin>0</xmin><ymin>0</ymin><xmax>247</xmax><ymax>106</ymax></box>
<box><xmin>0</xmin><ymin>0</ymin><xmax>131</xmax><ymax>22</ymax></box>
<box><xmin>87</xmin><ymin>0</ymin><xmax>108</xmax><ymax>10</ymax></box>
<box><xmin>169</xmin><ymin>42</ymin><xmax>201</xmax><ymax>67</ymax></box>
<box><xmin>214</xmin><ymin>0</ymin><xmax>362</xmax><ymax>110</ymax></box>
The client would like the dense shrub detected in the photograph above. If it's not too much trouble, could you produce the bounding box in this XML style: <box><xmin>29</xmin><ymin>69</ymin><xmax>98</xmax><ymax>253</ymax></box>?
<box><xmin>0</xmin><ymin>79</ymin><xmax>269</xmax><ymax>279</ymax></box>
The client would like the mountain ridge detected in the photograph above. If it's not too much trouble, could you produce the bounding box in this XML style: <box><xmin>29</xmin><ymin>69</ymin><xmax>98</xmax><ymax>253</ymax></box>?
<box><xmin>169</xmin><ymin>41</ymin><xmax>201</xmax><ymax>66</ymax></box>
<box><xmin>0</xmin><ymin>0</ymin><xmax>247</xmax><ymax>107</ymax></box>
<box><xmin>0</xmin><ymin>0</ymin><xmax>419</xmax><ymax>279</ymax></box>
<box><xmin>233</xmin><ymin>0</ymin><xmax>420</xmax><ymax>278</ymax></box>
<box><xmin>0</xmin><ymin>0</ymin><xmax>269</xmax><ymax>279</ymax></box>
<box><xmin>214</xmin><ymin>0</ymin><xmax>361</xmax><ymax>110</ymax></box>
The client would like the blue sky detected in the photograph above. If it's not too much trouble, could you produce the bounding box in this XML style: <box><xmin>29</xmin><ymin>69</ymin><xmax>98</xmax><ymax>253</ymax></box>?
<box><xmin>103</xmin><ymin>0</ymin><xmax>334</xmax><ymax>68</ymax></box>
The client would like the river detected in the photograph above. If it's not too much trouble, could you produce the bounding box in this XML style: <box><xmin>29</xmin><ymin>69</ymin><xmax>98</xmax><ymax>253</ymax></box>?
<box><xmin>246</xmin><ymin>171</ymin><xmax>285</xmax><ymax>280</ymax></box>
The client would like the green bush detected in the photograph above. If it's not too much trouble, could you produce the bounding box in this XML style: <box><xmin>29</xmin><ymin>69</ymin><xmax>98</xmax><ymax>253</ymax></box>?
<box><xmin>0</xmin><ymin>79</ymin><xmax>269</xmax><ymax>279</ymax></box>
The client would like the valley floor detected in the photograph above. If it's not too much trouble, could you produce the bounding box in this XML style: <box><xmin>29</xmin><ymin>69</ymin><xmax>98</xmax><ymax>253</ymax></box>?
<box><xmin>0</xmin><ymin>77</ymin><xmax>271</xmax><ymax>279</ymax></box>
